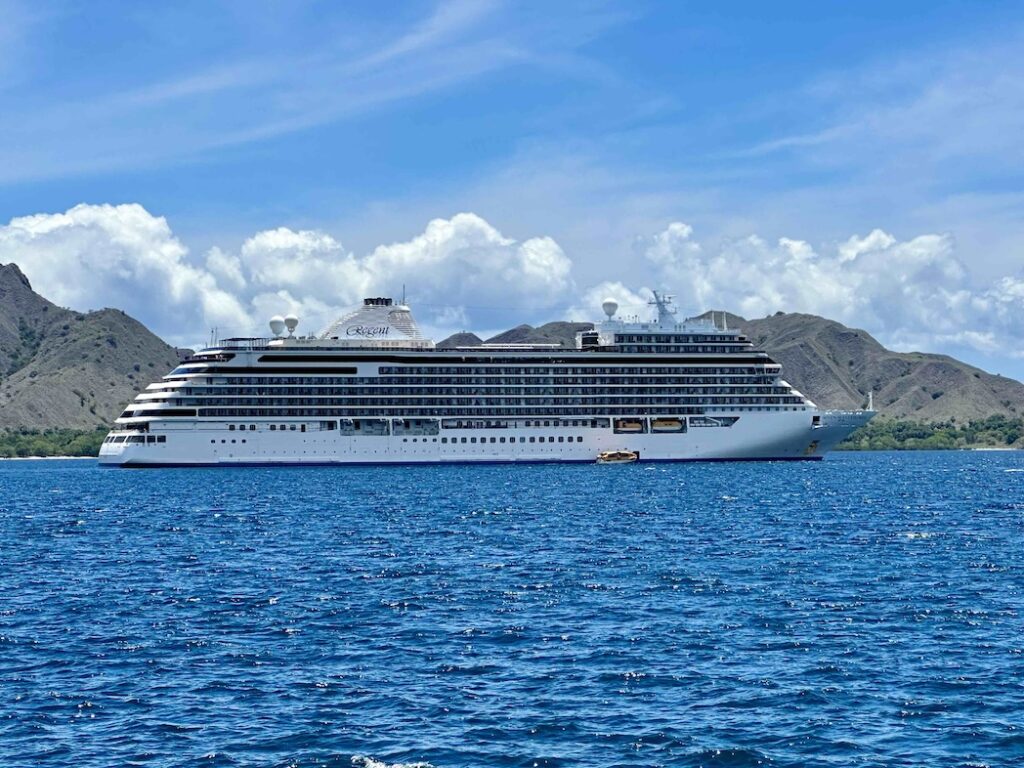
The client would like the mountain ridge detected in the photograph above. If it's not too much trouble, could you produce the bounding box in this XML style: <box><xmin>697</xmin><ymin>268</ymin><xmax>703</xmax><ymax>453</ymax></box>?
<box><xmin>0</xmin><ymin>263</ymin><xmax>186</xmax><ymax>430</ymax></box>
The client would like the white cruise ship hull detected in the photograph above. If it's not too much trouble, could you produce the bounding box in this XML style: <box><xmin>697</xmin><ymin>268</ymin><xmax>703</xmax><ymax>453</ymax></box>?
<box><xmin>98</xmin><ymin>410</ymin><xmax>871</xmax><ymax>467</ymax></box>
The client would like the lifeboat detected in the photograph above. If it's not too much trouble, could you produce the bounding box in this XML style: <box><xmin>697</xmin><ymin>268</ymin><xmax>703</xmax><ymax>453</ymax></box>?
<box><xmin>651</xmin><ymin>417</ymin><xmax>683</xmax><ymax>432</ymax></box>
<box><xmin>597</xmin><ymin>450</ymin><xmax>638</xmax><ymax>464</ymax></box>
<box><xmin>613</xmin><ymin>419</ymin><xmax>644</xmax><ymax>433</ymax></box>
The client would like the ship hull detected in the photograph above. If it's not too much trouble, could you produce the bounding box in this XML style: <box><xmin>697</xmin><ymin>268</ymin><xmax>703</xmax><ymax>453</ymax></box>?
<box><xmin>98</xmin><ymin>410</ymin><xmax>872</xmax><ymax>467</ymax></box>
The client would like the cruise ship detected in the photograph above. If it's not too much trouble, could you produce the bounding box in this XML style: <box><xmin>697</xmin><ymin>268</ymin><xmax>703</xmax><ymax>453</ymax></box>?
<box><xmin>98</xmin><ymin>293</ymin><xmax>873</xmax><ymax>466</ymax></box>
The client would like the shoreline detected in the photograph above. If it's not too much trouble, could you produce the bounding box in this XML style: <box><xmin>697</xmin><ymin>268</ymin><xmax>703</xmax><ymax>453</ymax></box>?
<box><xmin>0</xmin><ymin>455</ymin><xmax>96</xmax><ymax>461</ymax></box>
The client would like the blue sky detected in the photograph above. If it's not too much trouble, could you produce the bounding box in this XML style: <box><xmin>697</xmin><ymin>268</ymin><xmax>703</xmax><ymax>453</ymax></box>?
<box><xmin>2</xmin><ymin>0</ymin><xmax>1024</xmax><ymax>376</ymax></box>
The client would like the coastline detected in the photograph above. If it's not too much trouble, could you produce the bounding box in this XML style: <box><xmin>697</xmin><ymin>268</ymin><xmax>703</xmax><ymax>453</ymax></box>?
<box><xmin>0</xmin><ymin>455</ymin><xmax>96</xmax><ymax>461</ymax></box>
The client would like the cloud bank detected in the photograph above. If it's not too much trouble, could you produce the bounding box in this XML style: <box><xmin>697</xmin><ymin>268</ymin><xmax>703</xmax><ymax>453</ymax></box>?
<box><xmin>2</xmin><ymin>203</ymin><xmax>1023</xmax><ymax>362</ymax></box>
<box><xmin>633</xmin><ymin>221</ymin><xmax>1024</xmax><ymax>355</ymax></box>
<box><xmin>0</xmin><ymin>204</ymin><xmax>572</xmax><ymax>345</ymax></box>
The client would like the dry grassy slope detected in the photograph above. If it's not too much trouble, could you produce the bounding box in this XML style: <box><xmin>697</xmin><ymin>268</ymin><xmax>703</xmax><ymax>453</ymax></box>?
<box><xmin>722</xmin><ymin>312</ymin><xmax>1024</xmax><ymax>420</ymax></box>
<box><xmin>484</xmin><ymin>322</ymin><xmax>593</xmax><ymax>348</ymax></box>
<box><xmin>436</xmin><ymin>332</ymin><xmax>483</xmax><ymax>349</ymax></box>
<box><xmin>0</xmin><ymin>263</ymin><xmax>184</xmax><ymax>430</ymax></box>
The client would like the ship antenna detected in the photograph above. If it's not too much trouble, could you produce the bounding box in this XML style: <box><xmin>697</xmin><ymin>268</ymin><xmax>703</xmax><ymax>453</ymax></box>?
<box><xmin>649</xmin><ymin>290</ymin><xmax>677</xmax><ymax>325</ymax></box>
<box><xmin>402</xmin><ymin>284</ymin><xmax>407</xmax><ymax>306</ymax></box>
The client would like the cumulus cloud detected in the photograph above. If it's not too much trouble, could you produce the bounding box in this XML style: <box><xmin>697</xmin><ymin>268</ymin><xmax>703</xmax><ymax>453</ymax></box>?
<box><xmin>603</xmin><ymin>221</ymin><xmax>1024</xmax><ymax>356</ymax></box>
<box><xmin>1</xmin><ymin>204</ymin><xmax>573</xmax><ymax>346</ymax></box>
<box><xmin>565</xmin><ymin>281</ymin><xmax>653</xmax><ymax>322</ymax></box>
<box><xmin>4</xmin><ymin>203</ymin><xmax>1023</xmax><ymax>360</ymax></box>
<box><xmin>0</xmin><ymin>203</ymin><xmax>250</xmax><ymax>339</ymax></box>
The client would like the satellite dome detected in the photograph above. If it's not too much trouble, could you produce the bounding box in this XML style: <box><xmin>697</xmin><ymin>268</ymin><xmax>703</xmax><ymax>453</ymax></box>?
<box><xmin>284</xmin><ymin>314</ymin><xmax>299</xmax><ymax>336</ymax></box>
<box><xmin>601</xmin><ymin>298</ymin><xmax>619</xmax><ymax>319</ymax></box>
<box><xmin>269</xmin><ymin>315</ymin><xmax>286</xmax><ymax>337</ymax></box>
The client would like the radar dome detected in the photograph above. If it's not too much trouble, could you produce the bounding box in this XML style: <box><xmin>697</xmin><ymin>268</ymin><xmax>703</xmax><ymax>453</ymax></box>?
<box><xmin>284</xmin><ymin>314</ymin><xmax>299</xmax><ymax>336</ymax></box>
<box><xmin>601</xmin><ymin>298</ymin><xmax>619</xmax><ymax>319</ymax></box>
<box><xmin>269</xmin><ymin>315</ymin><xmax>286</xmax><ymax>337</ymax></box>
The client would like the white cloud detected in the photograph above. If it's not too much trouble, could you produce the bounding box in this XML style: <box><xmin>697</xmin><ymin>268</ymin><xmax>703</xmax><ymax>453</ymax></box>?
<box><xmin>607</xmin><ymin>221</ymin><xmax>1024</xmax><ymax>357</ymax></box>
<box><xmin>565</xmin><ymin>281</ymin><xmax>652</xmax><ymax>322</ymax></box>
<box><xmin>1</xmin><ymin>204</ymin><xmax>573</xmax><ymax>346</ymax></box>
<box><xmin>5</xmin><ymin>203</ymin><xmax>1024</xmax><ymax>361</ymax></box>
<box><xmin>0</xmin><ymin>203</ymin><xmax>250</xmax><ymax>341</ymax></box>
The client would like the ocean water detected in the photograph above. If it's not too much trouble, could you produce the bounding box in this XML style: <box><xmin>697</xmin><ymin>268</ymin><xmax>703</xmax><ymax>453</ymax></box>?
<box><xmin>1</xmin><ymin>452</ymin><xmax>1023</xmax><ymax>768</ymax></box>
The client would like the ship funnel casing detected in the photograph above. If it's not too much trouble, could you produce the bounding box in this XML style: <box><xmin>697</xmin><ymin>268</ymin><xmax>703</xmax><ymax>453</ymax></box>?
<box><xmin>319</xmin><ymin>298</ymin><xmax>429</xmax><ymax>343</ymax></box>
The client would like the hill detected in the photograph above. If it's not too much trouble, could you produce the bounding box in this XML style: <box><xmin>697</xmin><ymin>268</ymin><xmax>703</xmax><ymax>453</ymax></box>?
<box><xmin>441</xmin><ymin>311</ymin><xmax>1024</xmax><ymax>421</ymax></box>
<box><xmin>483</xmin><ymin>321</ymin><xmax>593</xmax><ymax>348</ymax></box>
<box><xmin>0</xmin><ymin>263</ymin><xmax>185</xmax><ymax>430</ymax></box>
<box><xmin>722</xmin><ymin>311</ymin><xmax>1024</xmax><ymax>421</ymax></box>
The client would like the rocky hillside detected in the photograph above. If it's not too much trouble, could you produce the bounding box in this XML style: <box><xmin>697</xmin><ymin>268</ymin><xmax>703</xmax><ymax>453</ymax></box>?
<box><xmin>721</xmin><ymin>311</ymin><xmax>1024</xmax><ymax>421</ymax></box>
<box><xmin>441</xmin><ymin>312</ymin><xmax>1024</xmax><ymax>422</ymax></box>
<box><xmin>0</xmin><ymin>263</ymin><xmax>185</xmax><ymax>430</ymax></box>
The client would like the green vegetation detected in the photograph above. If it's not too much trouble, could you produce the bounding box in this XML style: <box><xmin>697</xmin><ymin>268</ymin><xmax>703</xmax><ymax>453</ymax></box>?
<box><xmin>838</xmin><ymin>415</ymin><xmax>1024</xmax><ymax>451</ymax></box>
<box><xmin>0</xmin><ymin>428</ymin><xmax>107</xmax><ymax>458</ymax></box>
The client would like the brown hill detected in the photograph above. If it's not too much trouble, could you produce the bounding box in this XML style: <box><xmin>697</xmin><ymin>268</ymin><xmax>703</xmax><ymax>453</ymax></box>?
<box><xmin>720</xmin><ymin>311</ymin><xmax>1024</xmax><ymax>421</ymax></box>
<box><xmin>0</xmin><ymin>263</ymin><xmax>185</xmax><ymax>430</ymax></box>
<box><xmin>484</xmin><ymin>321</ymin><xmax>592</xmax><ymax>348</ymax></box>
<box><xmin>436</xmin><ymin>332</ymin><xmax>483</xmax><ymax>349</ymax></box>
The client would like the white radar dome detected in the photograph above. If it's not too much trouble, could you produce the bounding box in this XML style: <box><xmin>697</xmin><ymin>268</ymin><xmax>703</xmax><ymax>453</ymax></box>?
<box><xmin>601</xmin><ymin>298</ymin><xmax>619</xmax><ymax>319</ymax></box>
<box><xmin>284</xmin><ymin>314</ymin><xmax>299</xmax><ymax>336</ymax></box>
<box><xmin>269</xmin><ymin>315</ymin><xmax>286</xmax><ymax>337</ymax></box>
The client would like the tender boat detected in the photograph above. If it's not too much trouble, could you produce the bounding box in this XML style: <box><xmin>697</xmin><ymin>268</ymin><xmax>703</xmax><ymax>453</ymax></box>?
<box><xmin>597</xmin><ymin>450</ymin><xmax>638</xmax><ymax>464</ymax></box>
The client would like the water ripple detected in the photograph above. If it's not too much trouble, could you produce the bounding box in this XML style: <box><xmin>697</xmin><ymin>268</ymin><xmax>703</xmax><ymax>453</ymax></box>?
<box><xmin>1</xmin><ymin>452</ymin><xmax>1023</xmax><ymax>766</ymax></box>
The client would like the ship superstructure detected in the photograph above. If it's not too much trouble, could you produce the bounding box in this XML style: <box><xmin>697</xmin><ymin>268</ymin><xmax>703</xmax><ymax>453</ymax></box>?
<box><xmin>99</xmin><ymin>294</ymin><xmax>873</xmax><ymax>466</ymax></box>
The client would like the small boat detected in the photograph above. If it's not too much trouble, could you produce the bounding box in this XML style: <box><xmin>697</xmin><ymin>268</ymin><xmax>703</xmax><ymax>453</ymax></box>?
<box><xmin>651</xmin><ymin>418</ymin><xmax>683</xmax><ymax>432</ymax></box>
<box><xmin>597</xmin><ymin>450</ymin><xmax>638</xmax><ymax>464</ymax></box>
<box><xmin>614</xmin><ymin>419</ymin><xmax>644</xmax><ymax>433</ymax></box>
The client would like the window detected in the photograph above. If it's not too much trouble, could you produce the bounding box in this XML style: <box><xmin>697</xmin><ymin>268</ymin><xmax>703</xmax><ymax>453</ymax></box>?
<box><xmin>461</xmin><ymin>437</ymin><xmax>467</xmax><ymax>443</ymax></box>
<box><xmin>157</xmin><ymin>435</ymin><xmax>166</xmax><ymax>443</ymax></box>
<box><xmin>490</xmin><ymin>437</ymin><xmax>496</xmax><ymax>443</ymax></box>
<box><xmin>280</xmin><ymin>425</ymin><xmax>287</xmax><ymax>430</ymax></box>
<box><xmin>270</xmin><ymin>425</ymin><xmax>276</xmax><ymax>431</ymax></box>
<box><xmin>441</xmin><ymin>437</ymin><xmax>448</xmax><ymax>443</ymax></box>
<box><xmin>576</xmin><ymin>436</ymin><xmax>583</xmax><ymax>442</ymax></box>
<box><xmin>558</xmin><ymin>436</ymin><xmax>564</xmax><ymax>443</ymax></box>
<box><xmin>499</xmin><ymin>437</ymin><xmax>506</xmax><ymax>443</ymax></box>
<box><xmin>471</xmin><ymin>437</ymin><xmax>477</xmax><ymax>443</ymax></box>
<box><xmin>529</xmin><ymin>436</ymin><xmax>536</xmax><ymax>443</ymax></box>
<box><xmin>250</xmin><ymin>425</ymin><xmax>256</xmax><ymax>431</ymax></box>
<box><xmin>229</xmin><ymin>424</ymin><xmax>235</xmax><ymax>431</ymax></box>
<box><xmin>300</xmin><ymin>425</ymin><xmax>306</xmax><ymax>432</ymax></box>
<box><xmin>290</xmin><ymin>425</ymin><xmax>297</xmax><ymax>431</ymax></box>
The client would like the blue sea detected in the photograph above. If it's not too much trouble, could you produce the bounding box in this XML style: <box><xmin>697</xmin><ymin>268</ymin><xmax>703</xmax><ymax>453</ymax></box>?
<box><xmin>1</xmin><ymin>452</ymin><xmax>1023</xmax><ymax>767</ymax></box>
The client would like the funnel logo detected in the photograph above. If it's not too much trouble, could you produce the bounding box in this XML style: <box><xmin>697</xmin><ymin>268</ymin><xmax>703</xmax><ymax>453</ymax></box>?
<box><xmin>347</xmin><ymin>325</ymin><xmax>390</xmax><ymax>337</ymax></box>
